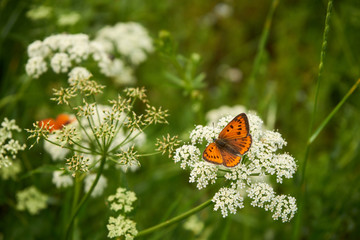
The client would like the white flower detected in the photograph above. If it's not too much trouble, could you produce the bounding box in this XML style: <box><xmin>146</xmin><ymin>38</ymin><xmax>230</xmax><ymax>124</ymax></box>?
<box><xmin>206</xmin><ymin>105</ymin><xmax>247</xmax><ymax>124</ymax></box>
<box><xmin>51</xmin><ymin>53</ymin><xmax>72</xmax><ymax>73</ymax></box>
<box><xmin>183</xmin><ymin>215</ymin><xmax>204</xmax><ymax>235</ymax></box>
<box><xmin>68</xmin><ymin>67</ymin><xmax>92</xmax><ymax>84</ymax></box>
<box><xmin>84</xmin><ymin>173</ymin><xmax>108</xmax><ymax>198</ymax></box>
<box><xmin>247</xmin><ymin>182</ymin><xmax>275</xmax><ymax>208</ymax></box>
<box><xmin>96</xmin><ymin>22</ymin><xmax>153</xmax><ymax>65</ymax></box>
<box><xmin>108</xmin><ymin>187</ymin><xmax>137</xmax><ymax>213</ymax></box>
<box><xmin>26</xmin><ymin>5</ymin><xmax>52</xmax><ymax>20</ymax></box>
<box><xmin>212</xmin><ymin>187</ymin><xmax>244</xmax><ymax>218</ymax></box>
<box><xmin>27</xmin><ymin>40</ymin><xmax>51</xmax><ymax>58</ymax></box>
<box><xmin>16</xmin><ymin>186</ymin><xmax>48</xmax><ymax>215</ymax></box>
<box><xmin>174</xmin><ymin>145</ymin><xmax>201</xmax><ymax>169</ymax></box>
<box><xmin>25</xmin><ymin>57</ymin><xmax>48</xmax><ymax>78</ymax></box>
<box><xmin>52</xmin><ymin>170</ymin><xmax>73</xmax><ymax>188</ymax></box>
<box><xmin>44</xmin><ymin>130</ymin><xmax>70</xmax><ymax>161</ymax></box>
<box><xmin>173</xmin><ymin>112</ymin><xmax>297</xmax><ymax>221</ymax></box>
<box><xmin>0</xmin><ymin>160</ymin><xmax>21</xmax><ymax>180</ymax></box>
<box><xmin>0</xmin><ymin>118</ymin><xmax>26</xmax><ymax>168</ymax></box>
<box><xmin>57</xmin><ymin>12</ymin><xmax>80</xmax><ymax>26</ymax></box>
<box><xmin>189</xmin><ymin>162</ymin><xmax>218</xmax><ymax>190</ymax></box>
<box><xmin>107</xmin><ymin>215</ymin><xmax>138</xmax><ymax>239</ymax></box>
<box><xmin>265</xmin><ymin>195</ymin><xmax>297</xmax><ymax>222</ymax></box>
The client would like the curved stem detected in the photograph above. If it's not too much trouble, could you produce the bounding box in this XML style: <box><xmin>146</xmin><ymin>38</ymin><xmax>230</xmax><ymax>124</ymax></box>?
<box><xmin>136</xmin><ymin>198</ymin><xmax>213</xmax><ymax>238</ymax></box>
<box><xmin>64</xmin><ymin>156</ymin><xmax>107</xmax><ymax>240</ymax></box>
<box><xmin>293</xmin><ymin>0</ymin><xmax>333</xmax><ymax>239</ymax></box>
<box><xmin>246</xmin><ymin>0</ymin><xmax>279</xmax><ymax>104</ymax></box>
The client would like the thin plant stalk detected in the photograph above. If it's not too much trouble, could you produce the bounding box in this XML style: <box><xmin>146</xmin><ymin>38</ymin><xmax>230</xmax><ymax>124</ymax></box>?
<box><xmin>293</xmin><ymin>0</ymin><xmax>333</xmax><ymax>238</ymax></box>
<box><xmin>136</xmin><ymin>198</ymin><xmax>213</xmax><ymax>238</ymax></box>
<box><xmin>246</xmin><ymin>0</ymin><xmax>279</xmax><ymax>104</ymax></box>
<box><xmin>65</xmin><ymin>156</ymin><xmax>107</xmax><ymax>240</ymax></box>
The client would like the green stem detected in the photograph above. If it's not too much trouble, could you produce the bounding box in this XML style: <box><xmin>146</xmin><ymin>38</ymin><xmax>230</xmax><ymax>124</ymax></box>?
<box><xmin>64</xmin><ymin>156</ymin><xmax>107</xmax><ymax>240</ymax></box>
<box><xmin>136</xmin><ymin>198</ymin><xmax>213</xmax><ymax>238</ymax></box>
<box><xmin>246</xmin><ymin>0</ymin><xmax>279</xmax><ymax>104</ymax></box>
<box><xmin>308</xmin><ymin>78</ymin><xmax>360</xmax><ymax>144</ymax></box>
<box><xmin>293</xmin><ymin>0</ymin><xmax>333</xmax><ymax>239</ymax></box>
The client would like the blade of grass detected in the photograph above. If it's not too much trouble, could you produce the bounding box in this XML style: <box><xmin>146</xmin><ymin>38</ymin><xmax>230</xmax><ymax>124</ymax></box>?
<box><xmin>293</xmin><ymin>0</ymin><xmax>333</xmax><ymax>238</ymax></box>
<box><xmin>246</xmin><ymin>0</ymin><xmax>279</xmax><ymax>105</ymax></box>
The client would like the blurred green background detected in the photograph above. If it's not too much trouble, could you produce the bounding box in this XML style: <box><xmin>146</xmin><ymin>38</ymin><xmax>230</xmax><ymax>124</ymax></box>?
<box><xmin>1</xmin><ymin>0</ymin><xmax>360</xmax><ymax>239</ymax></box>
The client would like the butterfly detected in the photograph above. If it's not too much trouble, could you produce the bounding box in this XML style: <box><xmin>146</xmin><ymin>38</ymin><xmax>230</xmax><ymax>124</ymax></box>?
<box><xmin>203</xmin><ymin>113</ymin><xmax>252</xmax><ymax>167</ymax></box>
<box><xmin>38</xmin><ymin>114</ymin><xmax>74</xmax><ymax>132</ymax></box>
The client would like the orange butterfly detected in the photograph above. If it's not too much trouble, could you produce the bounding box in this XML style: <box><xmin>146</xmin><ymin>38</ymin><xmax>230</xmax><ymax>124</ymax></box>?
<box><xmin>38</xmin><ymin>114</ymin><xmax>74</xmax><ymax>132</ymax></box>
<box><xmin>203</xmin><ymin>113</ymin><xmax>252</xmax><ymax>167</ymax></box>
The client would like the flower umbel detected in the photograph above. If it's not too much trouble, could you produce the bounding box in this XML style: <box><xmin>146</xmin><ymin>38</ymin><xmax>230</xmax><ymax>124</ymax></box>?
<box><xmin>1</xmin><ymin>118</ymin><xmax>26</xmax><ymax>168</ymax></box>
<box><xmin>155</xmin><ymin>134</ymin><xmax>181</xmax><ymax>158</ymax></box>
<box><xmin>16</xmin><ymin>186</ymin><xmax>48</xmax><ymax>215</ymax></box>
<box><xmin>173</xmin><ymin>112</ymin><xmax>297</xmax><ymax>221</ymax></box>
<box><xmin>107</xmin><ymin>188</ymin><xmax>138</xmax><ymax>239</ymax></box>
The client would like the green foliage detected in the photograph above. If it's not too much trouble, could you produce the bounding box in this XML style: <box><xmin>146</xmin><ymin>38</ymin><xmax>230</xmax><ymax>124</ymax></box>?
<box><xmin>1</xmin><ymin>0</ymin><xmax>360</xmax><ymax>239</ymax></box>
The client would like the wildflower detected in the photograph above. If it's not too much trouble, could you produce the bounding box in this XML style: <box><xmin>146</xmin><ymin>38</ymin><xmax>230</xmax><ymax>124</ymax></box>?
<box><xmin>16</xmin><ymin>186</ymin><xmax>48</xmax><ymax>215</ymax></box>
<box><xmin>26</xmin><ymin>5</ymin><xmax>52</xmax><ymax>20</ymax></box>
<box><xmin>0</xmin><ymin>118</ymin><xmax>26</xmax><ymax>168</ymax></box>
<box><xmin>115</xmin><ymin>146</ymin><xmax>140</xmax><ymax>171</ymax></box>
<box><xmin>107</xmin><ymin>188</ymin><xmax>138</xmax><ymax>239</ymax></box>
<box><xmin>44</xmin><ymin>132</ymin><xmax>70</xmax><ymax>160</ymax></box>
<box><xmin>155</xmin><ymin>134</ymin><xmax>181</xmax><ymax>158</ymax></box>
<box><xmin>84</xmin><ymin>174</ymin><xmax>108</xmax><ymax>197</ymax></box>
<box><xmin>95</xmin><ymin>22</ymin><xmax>153</xmax><ymax>65</ymax></box>
<box><xmin>107</xmin><ymin>215</ymin><xmax>138</xmax><ymax>239</ymax></box>
<box><xmin>108</xmin><ymin>187</ymin><xmax>137</xmax><ymax>213</ymax></box>
<box><xmin>66</xmin><ymin>154</ymin><xmax>89</xmax><ymax>177</ymax></box>
<box><xmin>25</xmin><ymin>23</ymin><xmax>153</xmax><ymax>84</ymax></box>
<box><xmin>52</xmin><ymin>170</ymin><xmax>73</xmax><ymax>188</ymax></box>
<box><xmin>144</xmin><ymin>104</ymin><xmax>169</xmax><ymax>124</ymax></box>
<box><xmin>205</xmin><ymin>105</ymin><xmax>247</xmax><ymax>124</ymax></box>
<box><xmin>183</xmin><ymin>215</ymin><xmax>204</xmax><ymax>235</ymax></box>
<box><xmin>57</xmin><ymin>12</ymin><xmax>81</xmax><ymax>26</ymax></box>
<box><xmin>212</xmin><ymin>187</ymin><xmax>244</xmax><ymax>217</ymax></box>
<box><xmin>173</xmin><ymin>112</ymin><xmax>297</xmax><ymax>221</ymax></box>
<box><xmin>50</xmin><ymin>53</ymin><xmax>72</xmax><ymax>73</ymax></box>
<box><xmin>25</xmin><ymin>56</ymin><xmax>48</xmax><ymax>78</ymax></box>
<box><xmin>0</xmin><ymin>160</ymin><xmax>21</xmax><ymax>180</ymax></box>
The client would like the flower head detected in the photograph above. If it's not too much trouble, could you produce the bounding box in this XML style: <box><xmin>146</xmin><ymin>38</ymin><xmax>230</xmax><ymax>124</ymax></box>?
<box><xmin>173</xmin><ymin>112</ymin><xmax>297</xmax><ymax>221</ymax></box>
<box><xmin>1</xmin><ymin>118</ymin><xmax>26</xmax><ymax>168</ymax></box>
<box><xmin>16</xmin><ymin>186</ymin><xmax>48</xmax><ymax>215</ymax></box>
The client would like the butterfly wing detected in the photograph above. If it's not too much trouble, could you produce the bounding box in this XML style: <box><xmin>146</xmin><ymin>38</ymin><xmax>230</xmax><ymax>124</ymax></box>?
<box><xmin>218</xmin><ymin>113</ymin><xmax>250</xmax><ymax>140</ymax></box>
<box><xmin>226</xmin><ymin>134</ymin><xmax>252</xmax><ymax>155</ymax></box>
<box><xmin>203</xmin><ymin>142</ymin><xmax>223</xmax><ymax>165</ymax></box>
<box><xmin>218</xmin><ymin>147</ymin><xmax>242</xmax><ymax>167</ymax></box>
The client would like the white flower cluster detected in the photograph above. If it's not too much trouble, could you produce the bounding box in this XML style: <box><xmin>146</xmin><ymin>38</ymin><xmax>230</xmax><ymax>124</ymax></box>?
<box><xmin>95</xmin><ymin>22</ymin><xmax>153</xmax><ymax>65</ymax></box>
<box><xmin>16</xmin><ymin>186</ymin><xmax>48</xmax><ymax>215</ymax></box>
<box><xmin>173</xmin><ymin>112</ymin><xmax>297</xmax><ymax>221</ymax></box>
<box><xmin>107</xmin><ymin>188</ymin><xmax>138</xmax><ymax>239</ymax></box>
<box><xmin>247</xmin><ymin>182</ymin><xmax>297</xmax><ymax>222</ymax></box>
<box><xmin>84</xmin><ymin>174</ymin><xmax>108</xmax><ymax>198</ymax></box>
<box><xmin>108</xmin><ymin>187</ymin><xmax>137</xmax><ymax>213</ymax></box>
<box><xmin>0</xmin><ymin>118</ymin><xmax>26</xmax><ymax>168</ymax></box>
<box><xmin>25</xmin><ymin>22</ymin><xmax>153</xmax><ymax>85</ymax></box>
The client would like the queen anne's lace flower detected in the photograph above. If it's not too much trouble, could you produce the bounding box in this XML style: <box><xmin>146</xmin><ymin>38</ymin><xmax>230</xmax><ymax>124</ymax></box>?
<box><xmin>107</xmin><ymin>215</ymin><xmax>138</xmax><ymax>239</ymax></box>
<box><xmin>212</xmin><ymin>187</ymin><xmax>244</xmax><ymax>217</ymax></box>
<box><xmin>0</xmin><ymin>118</ymin><xmax>26</xmax><ymax>168</ymax></box>
<box><xmin>107</xmin><ymin>188</ymin><xmax>138</xmax><ymax>239</ymax></box>
<box><xmin>84</xmin><ymin>174</ymin><xmax>108</xmax><ymax>198</ymax></box>
<box><xmin>52</xmin><ymin>170</ymin><xmax>73</xmax><ymax>188</ymax></box>
<box><xmin>108</xmin><ymin>187</ymin><xmax>137</xmax><ymax>213</ymax></box>
<box><xmin>173</xmin><ymin>111</ymin><xmax>297</xmax><ymax>222</ymax></box>
<box><xmin>16</xmin><ymin>186</ymin><xmax>48</xmax><ymax>215</ymax></box>
<box><xmin>25</xmin><ymin>22</ymin><xmax>153</xmax><ymax>85</ymax></box>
